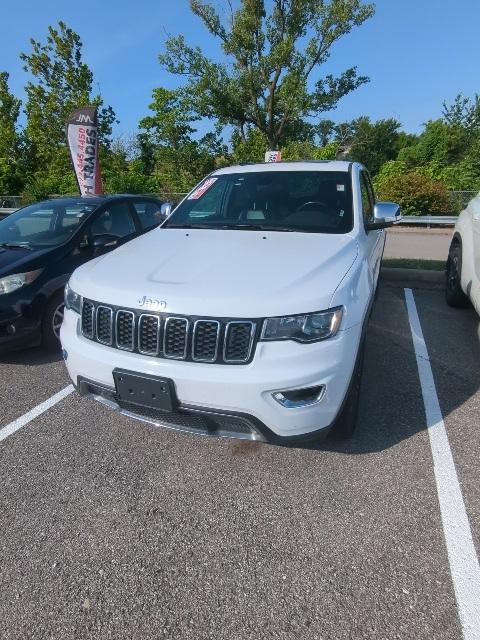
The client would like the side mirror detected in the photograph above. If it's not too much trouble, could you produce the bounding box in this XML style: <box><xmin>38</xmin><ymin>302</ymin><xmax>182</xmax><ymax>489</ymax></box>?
<box><xmin>366</xmin><ymin>202</ymin><xmax>401</xmax><ymax>230</ymax></box>
<box><xmin>92</xmin><ymin>234</ymin><xmax>119</xmax><ymax>250</ymax></box>
<box><xmin>160</xmin><ymin>202</ymin><xmax>174</xmax><ymax>220</ymax></box>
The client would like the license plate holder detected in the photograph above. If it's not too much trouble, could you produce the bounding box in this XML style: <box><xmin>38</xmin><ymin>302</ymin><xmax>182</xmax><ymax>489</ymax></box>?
<box><xmin>113</xmin><ymin>369</ymin><xmax>178</xmax><ymax>412</ymax></box>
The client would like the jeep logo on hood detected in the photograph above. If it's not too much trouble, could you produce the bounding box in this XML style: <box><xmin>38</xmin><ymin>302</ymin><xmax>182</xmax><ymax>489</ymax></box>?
<box><xmin>138</xmin><ymin>296</ymin><xmax>167</xmax><ymax>311</ymax></box>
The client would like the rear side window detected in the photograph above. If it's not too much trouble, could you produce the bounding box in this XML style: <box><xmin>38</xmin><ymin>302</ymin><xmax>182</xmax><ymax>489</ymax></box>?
<box><xmin>132</xmin><ymin>201</ymin><xmax>163</xmax><ymax>230</ymax></box>
<box><xmin>89</xmin><ymin>202</ymin><xmax>136</xmax><ymax>238</ymax></box>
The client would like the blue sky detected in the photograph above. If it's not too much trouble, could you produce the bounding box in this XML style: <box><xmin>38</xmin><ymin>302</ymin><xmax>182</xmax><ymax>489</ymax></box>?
<box><xmin>1</xmin><ymin>0</ymin><xmax>479</xmax><ymax>139</ymax></box>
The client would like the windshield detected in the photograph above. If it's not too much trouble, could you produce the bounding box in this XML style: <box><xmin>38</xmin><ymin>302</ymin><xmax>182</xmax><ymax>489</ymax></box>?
<box><xmin>0</xmin><ymin>201</ymin><xmax>97</xmax><ymax>247</ymax></box>
<box><xmin>165</xmin><ymin>170</ymin><xmax>353</xmax><ymax>234</ymax></box>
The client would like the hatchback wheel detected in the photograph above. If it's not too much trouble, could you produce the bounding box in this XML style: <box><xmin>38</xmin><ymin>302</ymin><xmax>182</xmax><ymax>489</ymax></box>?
<box><xmin>42</xmin><ymin>291</ymin><xmax>65</xmax><ymax>349</ymax></box>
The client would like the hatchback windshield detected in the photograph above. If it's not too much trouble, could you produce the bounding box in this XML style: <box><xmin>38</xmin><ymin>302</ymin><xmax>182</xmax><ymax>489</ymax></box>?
<box><xmin>0</xmin><ymin>201</ymin><xmax>97</xmax><ymax>247</ymax></box>
<box><xmin>165</xmin><ymin>171</ymin><xmax>353</xmax><ymax>234</ymax></box>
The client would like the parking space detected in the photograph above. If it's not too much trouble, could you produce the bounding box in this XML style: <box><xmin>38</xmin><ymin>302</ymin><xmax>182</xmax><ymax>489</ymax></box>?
<box><xmin>0</xmin><ymin>281</ymin><xmax>478</xmax><ymax>639</ymax></box>
<box><xmin>0</xmin><ymin>348</ymin><xmax>70</xmax><ymax>426</ymax></box>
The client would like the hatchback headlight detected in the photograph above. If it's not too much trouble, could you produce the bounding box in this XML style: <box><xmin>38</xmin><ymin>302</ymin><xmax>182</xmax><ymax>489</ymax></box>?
<box><xmin>64</xmin><ymin>282</ymin><xmax>82</xmax><ymax>314</ymax></box>
<box><xmin>261</xmin><ymin>307</ymin><xmax>343</xmax><ymax>343</ymax></box>
<box><xmin>0</xmin><ymin>269</ymin><xmax>43</xmax><ymax>295</ymax></box>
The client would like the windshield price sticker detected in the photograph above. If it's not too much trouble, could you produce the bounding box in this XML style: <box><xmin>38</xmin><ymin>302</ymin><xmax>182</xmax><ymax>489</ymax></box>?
<box><xmin>188</xmin><ymin>177</ymin><xmax>218</xmax><ymax>200</ymax></box>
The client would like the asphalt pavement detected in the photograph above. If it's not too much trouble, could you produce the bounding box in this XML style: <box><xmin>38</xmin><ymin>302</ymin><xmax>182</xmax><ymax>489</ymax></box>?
<box><xmin>0</xmin><ymin>279</ymin><xmax>479</xmax><ymax>639</ymax></box>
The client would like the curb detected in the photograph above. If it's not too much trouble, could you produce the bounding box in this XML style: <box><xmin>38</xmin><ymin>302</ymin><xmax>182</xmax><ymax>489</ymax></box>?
<box><xmin>380</xmin><ymin>267</ymin><xmax>444</xmax><ymax>285</ymax></box>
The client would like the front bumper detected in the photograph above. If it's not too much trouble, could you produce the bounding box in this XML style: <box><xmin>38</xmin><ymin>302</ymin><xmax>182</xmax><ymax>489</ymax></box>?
<box><xmin>61</xmin><ymin>308</ymin><xmax>362</xmax><ymax>441</ymax></box>
<box><xmin>0</xmin><ymin>299</ymin><xmax>42</xmax><ymax>350</ymax></box>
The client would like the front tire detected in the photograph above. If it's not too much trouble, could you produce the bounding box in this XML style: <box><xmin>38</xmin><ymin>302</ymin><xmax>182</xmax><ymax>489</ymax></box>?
<box><xmin>446</xmin><ymin>241</ymin><xmax>470</xmax><ymax>308</ymax></box>
<box><xmin>42</xmin><ymin>291</ymin><xmax>65</xmax><ymax>350</ymax></box>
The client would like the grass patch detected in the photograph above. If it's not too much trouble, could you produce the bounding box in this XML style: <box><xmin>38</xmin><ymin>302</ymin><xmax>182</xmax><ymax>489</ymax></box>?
<box><xmin>382</xmin><ymin>258</ymin><xmax>445</xmax><ymax>271</ymax></box>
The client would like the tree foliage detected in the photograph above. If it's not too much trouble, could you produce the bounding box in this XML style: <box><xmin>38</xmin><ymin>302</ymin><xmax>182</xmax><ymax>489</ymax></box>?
<box><xmin>376</xmin><ymin>171</ymin><xmax>452</xmax><ymax>215</ymax></box>
<box><xmin>19</xmin><ymin>21</ymin><xmax>116</xmax><ymax>198</ymax></box>
<box><xmin>0</xmin><ymin>72</ymin><xmax>23</xmax><ymax>193</ymax></box>
<box><xmin>159</xmin><ymin>0</ymin><xmax>375</xmax><ymax>148</ymax></box>
<box><xmin>334</xmin><ymin>116</ymin><xmax>414</xmax><ymax>175</ymax></box>
<box><xmin>0</xmin><ymin>72</ymin><xmax>21</xmax><ymax>160</ymax></box>
<box><xmin>20</xmin><ymin>21</ymin><xmax>116</xmax><ymax>161</ymax></box>
<box><xmin>139</xmin><ymin>87</ymin><xmax>228</xmax><ymax>193</ymax></box>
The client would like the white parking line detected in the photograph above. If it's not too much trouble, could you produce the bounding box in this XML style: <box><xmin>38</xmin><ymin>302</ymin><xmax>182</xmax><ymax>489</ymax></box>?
<box><xmin>405</xmin><ymin>288</ymin><xmax>480</xmax><ymax>640</ymax></box>
<box><xmin>0</xmin><ymin>385</ymin><xmax>74</xmax><ymax>443</ymax></box>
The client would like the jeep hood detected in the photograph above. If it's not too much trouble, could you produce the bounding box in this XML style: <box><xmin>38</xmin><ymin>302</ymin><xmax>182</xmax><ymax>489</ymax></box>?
<box><xmin>71</xmin><ymin>228</ymin><xmax>358</xmax><ymax>318</ymax></box>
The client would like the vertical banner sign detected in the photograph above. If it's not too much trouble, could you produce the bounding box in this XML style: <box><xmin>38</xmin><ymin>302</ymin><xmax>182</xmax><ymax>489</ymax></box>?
<box><xmin>265</xmin><ymin>150</ymin><xmax>282</xmax><ymax>163</ymax></box>
<box><xmin>66</xmin><ymin>107</ymin><xmax>103</xmax><ymax>196</ymax></box>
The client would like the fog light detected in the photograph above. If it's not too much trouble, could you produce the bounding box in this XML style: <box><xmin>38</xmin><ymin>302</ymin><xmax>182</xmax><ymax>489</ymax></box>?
<box><xmin>6</xmin><ymin>324</ymin><xmax>16</xmax><ymax>335</ymax></box>
<box><xmin>272</xmin><ymin>385</ymin><xmax>326</xmax><ymax>408</ymax></box>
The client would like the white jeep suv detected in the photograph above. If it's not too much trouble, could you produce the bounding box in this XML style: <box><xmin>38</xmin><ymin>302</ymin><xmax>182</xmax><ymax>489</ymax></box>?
<box><xmin>61</xmin><ymin>161</ymin><xmax>400</xmax><ymax>444</ymax></box>
<box><xmin>446</xmin><ymin>193</ymin><xmax>480</xmax><ymax>315</ymax></box>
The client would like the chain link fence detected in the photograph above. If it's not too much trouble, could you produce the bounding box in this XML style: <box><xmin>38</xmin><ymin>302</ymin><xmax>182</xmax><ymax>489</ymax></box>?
<box><xmin>450</xmin><ymin>191</ymin><xmax>477</xmax><ymax>212</ymax></box>
<box><xmin>0</xmin><ymin>195</ymin><xmax>23</xmax><ymax>208</ymax></box>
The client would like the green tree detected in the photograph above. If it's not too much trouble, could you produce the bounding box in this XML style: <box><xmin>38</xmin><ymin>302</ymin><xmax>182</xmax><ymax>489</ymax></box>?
<box><xmin>0</xmin><ymin>72</ymin><xmax>23</xmax><ymax>194</ymax></box>
<box><xmin>158</xmin><ymin>0</ymin><xmax>375</xmax><ymax>150</ymax></box>
<box><xmin>334</xmin><ymin>116</ymin><xmax>413</xmax><ymax>175</ymax></box>
<box><xmin>20</xmin><ymin>21</ymin><xmax>116</xmax><ymax>196</ymax></box>
<box><xmin>139</xmin><ymin>87</ymin><xmax>227</xmax><ymax>194</ymax></box>
<box><xmin>442</xmin><ymin>93</ymin><xmax>480</xmax><ymax>131</ymax></box>
<box><xmin>101</xmin><ymin>136</ymin><xmax>157</xmax><ymax>194</ymax></box>
<box><xmin>0</xmin><ymin>72</ymin><xmax>21</xmax><ymax>160</ymax></box>
<box><xmin>398</xmin><ymin>120</ymin><xmax>467</xmax><ymax>172</ymax></box>
<box><xmin>231</xmin><ymin>127</ymin><xmax>268</xmax><ymax>163</ymax></box>
<box><xmin>376</xmin><ymin>171</ymin><xmax>452</xmax><ymax>215</ymax></box>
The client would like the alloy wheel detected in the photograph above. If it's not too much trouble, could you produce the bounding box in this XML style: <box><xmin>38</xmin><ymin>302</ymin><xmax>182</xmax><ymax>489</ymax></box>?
<box><xmin>52</xmin><ymin>303</ymin><xmax>65</xmax><ymax>340</ymax></box>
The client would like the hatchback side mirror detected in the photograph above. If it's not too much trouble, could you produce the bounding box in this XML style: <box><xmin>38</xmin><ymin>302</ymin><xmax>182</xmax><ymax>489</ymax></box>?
<box><xmin>366</xmin><ymin>202</ymin><xmax>401</xmax><ymax>230</ymax></box>
<box><xmin>92</xmin><ymin>234</ymin><xmax>119</xmax><ymax>249</ymax></box>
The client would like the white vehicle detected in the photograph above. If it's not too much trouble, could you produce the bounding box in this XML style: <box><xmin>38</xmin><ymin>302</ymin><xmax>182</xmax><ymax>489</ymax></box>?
<box><xmin>446</xmin><ymin>194</ymin><xmax>480</xmax><ymax>315</ymax></box>
<box><xmin>61</xmin><ymin>162</ymin><xmax>400</xmax><ymax>444</ymax></box>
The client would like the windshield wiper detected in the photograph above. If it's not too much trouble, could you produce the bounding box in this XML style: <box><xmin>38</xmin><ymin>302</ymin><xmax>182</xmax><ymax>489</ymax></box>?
<box><xmin>0</xmin><ymin>242</ymin><xmax>34</xmax><ymax>250</ymax></box>
<box><xmin>164</xmin><ymin>223</ymin><xmax>215</xmax><ymax>229</ymax></box>
<box><xmin>216</xmin><ymin>224</ymin><xmax>296</xmax><ymax>232</ymax></box>
<box><xmin>166</xmin><ymin>223</ymin><xmax>296</xmax><ymax>232</ymax></box>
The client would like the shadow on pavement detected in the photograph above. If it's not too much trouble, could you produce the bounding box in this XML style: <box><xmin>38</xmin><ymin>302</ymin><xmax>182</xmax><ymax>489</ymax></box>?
<box><xmin>302</xmin><ymin>283</ymin><xmax>480</xmax><ymax>455</ymax></box>
<box><xmin>0</xmin><ymin>345</ymin><xmax>62</xmax><ymax>366</ymax></box>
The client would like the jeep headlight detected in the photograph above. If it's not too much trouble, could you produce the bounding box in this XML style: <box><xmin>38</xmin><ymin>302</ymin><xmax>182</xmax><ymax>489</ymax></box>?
<box><xmin>0</xmin><ymin>269</ymin><xmax>43</xmax><ymax>295</ymax></box>
<box><xmin>64</xmin><ymin>282</ymin><xmax>82</xmax><ymax>314</ymax></box>
<box><xmin>261</xmin><ymin>307</ymin><xmax>343</xmax><ymax>343</ymax></box>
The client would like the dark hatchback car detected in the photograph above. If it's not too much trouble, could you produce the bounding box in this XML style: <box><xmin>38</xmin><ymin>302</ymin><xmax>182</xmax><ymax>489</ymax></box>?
<box><xmin>0</xmin><ymin>194</ymin><xmax>164</xmax><ymax>351</ymax></box>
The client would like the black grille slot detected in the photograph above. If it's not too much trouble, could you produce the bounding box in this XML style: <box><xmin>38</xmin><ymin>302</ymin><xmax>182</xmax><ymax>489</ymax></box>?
<box><xmin>80</xmin><ymin>299</ymin><xmax>259</xmax><ymax>365</ymax></box>
<box><xmin>81</xmin><ymin>300</ymin><xmax>95</xmax><ymax>338</ymax></box>
<box><xmin>138</xmin><ymin>314</ymin><xmax>160</xmax><ymax>355</ymax></box>
<box><xmin>164</xmin><ymin>317</ymin><xmax>188</xmax><ymax>359</ymax></box>
<box><xmin>224</xmin><ymin>322</ymin><xmax>255</xmax><ymax>362</ymax></box>
<box><xmin>116</xmin><ymin>310</ymin><xmax>135</xmax><ymax>351</ymax></box>
<box><xmin>192</xmin><ymin>320</ymin><xmax>219</xmax><ymax>362</ymax></box>
<box><xmin>96</xmin><ymin>306</ymin><xmax>113</xmax><ymax>345</ymax></box>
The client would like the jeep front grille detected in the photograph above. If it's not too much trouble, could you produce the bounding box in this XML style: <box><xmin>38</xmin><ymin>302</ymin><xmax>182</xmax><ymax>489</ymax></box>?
<box><xmin>81</xmin><ymin>300</ymin><xmax>95</xmax><ymax>339</ymax></box>
<box><xmin>80</xmin><ymin>300</ymin><xmax>258</xmax><ymax>365</ymax></box>
<box><xmin>138</xmin><ymin>314</ymin><xmax>160</xmax><ymax>355</ymax></box>
<box><xmin>96</xmin><ymin>306</ymin><xmax>113</xmax><ymax>345</ymax></box>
